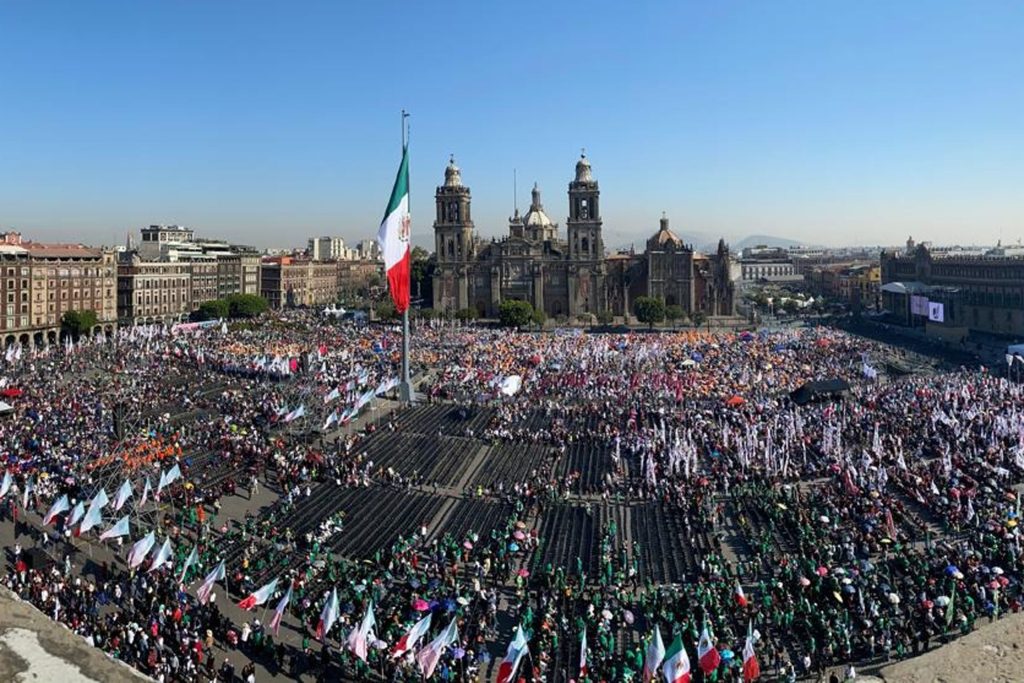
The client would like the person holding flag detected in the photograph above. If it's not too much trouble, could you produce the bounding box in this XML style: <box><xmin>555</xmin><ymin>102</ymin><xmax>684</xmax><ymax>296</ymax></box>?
<box><xmin>238</xmin><ymin>577</ymin><xmax>279</xmax><ymax>611</ymax></box>
<box><xmin>315</xmin><ymin>587</ymin><xmax>339</xmax><ymax>641</ymax></box>
<box><xmin>42</xmin><ymin>494</ymin><xmax>69</xmax><ymax>525</ymax></box>
<box><xmin>268</xmin><ymin>584</ymin><xmax>293</xmax><ymax>636</ymax></box>
<box><xmin>642</xmin><ymin>625</ymin><xmax>665</xmax><ymax>683</ymax></box>
<box><xmin>346</xmin><ymin>600</ymin><xmax>376</xmax><ymax>662</ymax></box>
<box><xmin>579</xmin><ymin>629</ymin><xmax>588</xmax><ymax>679</ymax></box>
<box><xmin>156</xmin><ymin>464</ymin><xmax>181</xmax><ymax>498</ymax></box>
<box><xmin>742</xmin><ymin>624</ymin><xmax>760</xmax><ymax>682</ymax></box>
<box><xmin>662</xmin><ymin>633</ymin><xmax>691</xmax><ymax>683</ymax></box>
<box><xmin>67</xmin><ymin>500</ymin><xmax>86</xmax><ymax>529</ymax></box>
<box><xmin>697</xmin><ymin>623</ymin><xmax>721</xmax><ymax>676</ymax></box>
<box><xmin>179</xmin><ymin>544</ymin><xmax>199</xmax><ymax>584</ymax></box>
<box><xmin>79</xmin><ymin>488</ymin><xmax>108</xmax><ymax>535</ymax></box>
<box><xmin>391</xmin><ymin>613</ymin><xmax>431</xmax><ymax>659</ymax></box>
<box><xmin>496</xmin><ymin>626</ymin><xmax>529</xmax><ymax>683</ymax></box>
<box><xmin>147</xmin><ymin>537</ymin><xmax>173</xmax><ymax>573</ymax></box>
<box><xmin>127</xmin><ymin>531</ymin><xmax>156</xmax><ymax>570</ymax></box>
<box><xmin>735</xmin><ymin>582</ymin><xmax>749</xmax><ymax>608</ymax></box>
<box><xmin>197</xmin><ymin>560</ymin><xmax>225</xmax><ymax>604</ymax></box>
<box><xmin>417</xmin><ymin>617</ymin><xmax>458</xmax><ymax>679</ymax></box>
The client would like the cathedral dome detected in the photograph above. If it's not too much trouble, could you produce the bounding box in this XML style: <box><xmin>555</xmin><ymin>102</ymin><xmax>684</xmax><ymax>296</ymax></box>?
<box><xmin>575</xmin><ymin>152</ymin><xmax>592</xmax><ymax>182</ymax></box>
<box><xmin>651</xmin><ymin>213</ymin><xmax>684</xmax><ymax>248</ymax></box>
<box><xmin>443</xmin><ymin>155</ymin><xmax>462</xmax><ymax>187</ymax></box>
<box><xmin>522</xmin><ymin>183</ymin><xmax>553</xmax><ymax>227</ymax></box>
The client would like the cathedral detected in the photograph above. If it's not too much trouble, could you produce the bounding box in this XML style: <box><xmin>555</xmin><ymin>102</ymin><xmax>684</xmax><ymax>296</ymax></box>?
<box><xmin>431</xmin><ymin>153</ymin><xmax>736</xmax><ymax>321</ymax></box>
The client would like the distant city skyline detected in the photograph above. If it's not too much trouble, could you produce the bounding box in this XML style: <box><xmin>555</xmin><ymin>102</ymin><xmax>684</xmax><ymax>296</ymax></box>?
<box><xmin>1</xmin><ymin>2</ymin><xmax>1021</xmax><ymax>249</ymax></box>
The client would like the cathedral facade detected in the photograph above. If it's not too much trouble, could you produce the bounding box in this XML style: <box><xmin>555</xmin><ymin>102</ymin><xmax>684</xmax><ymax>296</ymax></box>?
<box><xmin>431</xmin><ymin>154</ymin><xmax>736</xmax><ymax>321</ymax></box>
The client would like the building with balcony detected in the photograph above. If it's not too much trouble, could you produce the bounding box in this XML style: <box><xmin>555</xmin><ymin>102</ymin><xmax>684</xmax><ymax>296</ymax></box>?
<box><xmin>0</xmin><ymin>232</ymin><xmax>116</xmax><ymax>347</ymax></box>
<box><xmin>117</xmin><ymin>254</ymin><xmax>192</xmax><ymax>325</ymax></box>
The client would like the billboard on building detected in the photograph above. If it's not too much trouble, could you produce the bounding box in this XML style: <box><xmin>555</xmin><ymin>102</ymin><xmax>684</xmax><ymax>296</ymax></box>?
<box><xmin>910</xmin><ymin>295</ymin><xmax>929</xmax><ymax>316</ymax></box>
<box><xmin>928</xmin><ymin>301</ymin><xmax>945</xmax><ymax>323</ymax></box>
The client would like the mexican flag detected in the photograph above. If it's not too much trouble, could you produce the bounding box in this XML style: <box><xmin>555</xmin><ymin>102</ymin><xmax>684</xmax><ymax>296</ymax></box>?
<box><xmin>662</xmin><ymin>634</ymin><xmax>691</xmax><ymax>683</ymax></box>
<box><xmin>697</xmin><ymin>625</ymin><xmax>721</xmax><ymax>674</ymax></box>
<box><xmin>742</xmin><ymin>632</ymin><xmax>760</xmax><ymax>682</ymax></box>
<box><xmin>378</xmin><ymin>146</ymin><xmax>411</xmax><ymax>314</ymax></box>
<box><xmin>642</xmin><ymin>625</ymin><xmax>665</xmax><ymax>683</ymax></box>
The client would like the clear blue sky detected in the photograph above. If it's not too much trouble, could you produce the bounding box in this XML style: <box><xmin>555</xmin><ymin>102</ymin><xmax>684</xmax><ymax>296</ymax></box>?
<box><xmin>1</xmin><ymin>1</ymin><xmax>1021</xmax><ymax>249</ymax></box>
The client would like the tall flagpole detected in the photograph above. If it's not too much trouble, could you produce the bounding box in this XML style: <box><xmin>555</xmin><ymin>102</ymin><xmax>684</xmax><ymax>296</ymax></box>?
<box><xmin>399</xmin><ymin>110</ymin><xmax>412</xmax><ymax>403</ymax></box>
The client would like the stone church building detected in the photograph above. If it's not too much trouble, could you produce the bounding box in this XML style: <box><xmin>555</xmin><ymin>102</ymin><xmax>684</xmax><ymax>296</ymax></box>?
<box><xmin>432</xmin><ymin>154</ymin><xmax>736</xmax><ymax>320</ymax></box>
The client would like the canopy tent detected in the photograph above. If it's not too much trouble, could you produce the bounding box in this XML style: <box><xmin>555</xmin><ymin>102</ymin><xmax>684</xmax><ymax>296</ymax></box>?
<box><xmin>0</xmin><ymin>401</ymin><xmax>13</xmax><ymax>416</ymax></box>
<box><xmin>789</xmin><ymin>379</ymin><xmax>851</xmax><ymax>406</ymax></box>
<box><xmin>0</xmin><ymin>387</ymin><xmax>22</xmax><ymax>398</ymax></box>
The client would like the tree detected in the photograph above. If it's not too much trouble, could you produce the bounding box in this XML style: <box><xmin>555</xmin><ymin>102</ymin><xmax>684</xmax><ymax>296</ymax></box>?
<box><xmin>376</xmin><ymin>299</ymin><xmax>397</xmax><ymax>321</ymax></box>
<box><xmin>690</xmin><ymin>309</ymin><xmax>708</xmax><ymax>329</ymax></box>
<box><xmin>224</xmin><ymin>294</ymin><xmax>269</xmax><ymax>319</ymax></box>
<box><xmin>532</xmin><ymin>307</ymin><xmax>546</xmax><ymax>329</ymax></box>
<box><xmin>665</xmin><ymin>305</ymin><xmax>685</xmax><ymax>328</ymax></box>
<box><xmin>455</xmin><ymin>307</ymin><xmax>478</xmax><ymax>322</ymax></box>
<box><xmin>416</xmin><ymin>308</ymin><xmax>439</xmax><ymax>321</ymax></box>
<box><xmin>61</xmin><ymin>310</ymin><xmax>98</xmax><ymax>339</ymax></box>
<box><xmin>194</xmin><ymin>299</ymin><xmax>229</xmax><ymax>321</ymax></box>
<box><xmin>595</xmin><ymin>310</ymin><xmax>614</xmax><ymax>326</ymax></box>
<box><xmin>410</xmin><ymin>246</ymin><xmax>431</xmax><ymax>301</ymax></box>
<box><xmin>498</xmin><ymin>299</ymin><xmax>535</xmax><ymax>329</ymax></box>
<box><xmin>633</xmin><ymin>296</ymin><xmax>666</xmax><ymax>329</ymax></box>
<box><xmin>781</xmin><ymin>298</ymin><xmax>801</xmax><ymax>315</ymax></box>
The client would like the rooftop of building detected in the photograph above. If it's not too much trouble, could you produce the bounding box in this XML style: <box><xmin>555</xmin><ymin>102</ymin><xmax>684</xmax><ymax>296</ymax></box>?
<box><xmin>0</xmin><ymin>232</ymin><xmax>101</xmax><ymax>258</ymax></box>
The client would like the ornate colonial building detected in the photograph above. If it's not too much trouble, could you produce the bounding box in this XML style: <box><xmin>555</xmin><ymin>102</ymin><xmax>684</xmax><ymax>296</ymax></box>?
<box><xmin>432</xmin><ymin>154</ymin><xmax>736</xmax><ymax>320</ymax></box>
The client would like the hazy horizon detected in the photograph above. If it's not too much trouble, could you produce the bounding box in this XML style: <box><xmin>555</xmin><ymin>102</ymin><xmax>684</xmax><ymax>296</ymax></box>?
<box><xmin>2</xmin><ymin>1</ymin><xmax>1022</xmax><ymax>250</ymax></box>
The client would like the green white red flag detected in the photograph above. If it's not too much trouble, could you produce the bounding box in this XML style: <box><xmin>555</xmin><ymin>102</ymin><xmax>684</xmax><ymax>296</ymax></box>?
<box><xmin>378</xmin><ymin>146</ymin><xmax>411</xmax><ymax>313</ymax></box>
<box><xmin>662</xmin><ymin>633</ymin><xmax>691</xmax><ymax>683</ymax></box>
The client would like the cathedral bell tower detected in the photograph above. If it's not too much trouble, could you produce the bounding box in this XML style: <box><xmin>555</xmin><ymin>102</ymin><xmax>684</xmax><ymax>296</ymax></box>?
<box><xmin>432</xmin><ymin>156</ymin><xmax>474</xmax><ymax>313</ymax></box>
<box><xmin>566</xmin><ymin>151</ymin><xmax>606</xmax><ymax>316</ymax></box>
<box><xmin>433</xmin><ymin>155</ymin><xmax>474</xmax><ymax>264</ymax></box>
<box><xmin>567</xmin><ymin>151</ymin><xmax>603</xmax><ymax>261</ymax></box>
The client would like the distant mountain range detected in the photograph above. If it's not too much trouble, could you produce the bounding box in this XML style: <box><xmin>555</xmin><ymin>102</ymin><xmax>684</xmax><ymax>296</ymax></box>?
<box><xmin>416</xmin><ymin>229</ymin><xmax>815</xmax><ymax>256</ymax></box>
<box><xmin>605</xmin><ymin>229</ymin><xmax>815</xmax><ymax>254</ymax></box>
<box><xmin>729</xmin><ymin>234</ymin><xmax>811</xmax><ymax>250</ymax></box>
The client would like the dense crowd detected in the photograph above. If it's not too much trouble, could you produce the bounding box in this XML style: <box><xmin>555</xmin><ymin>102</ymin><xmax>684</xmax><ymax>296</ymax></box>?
<box><xmin>0</xmin><ymin>312</ymin><xmax>1019</xmax><ymax>682</ymax></box>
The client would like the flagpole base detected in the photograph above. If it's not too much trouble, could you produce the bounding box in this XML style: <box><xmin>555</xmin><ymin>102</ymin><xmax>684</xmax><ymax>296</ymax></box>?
<box><xmin>399</xmin><ymin>381</ymin><xmax>413</xmax><ymax>404</ymax></box>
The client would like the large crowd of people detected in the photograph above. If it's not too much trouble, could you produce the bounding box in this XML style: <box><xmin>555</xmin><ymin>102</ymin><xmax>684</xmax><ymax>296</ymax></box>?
<box><xmin>0</xmin><ymin>311</ymin><xmax>1020</xmax><ymax>682</ymax></box>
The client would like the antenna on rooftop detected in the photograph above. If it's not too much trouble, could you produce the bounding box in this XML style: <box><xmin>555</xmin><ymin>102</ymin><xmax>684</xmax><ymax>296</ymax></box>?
<box><xmin>513</xmin><ymin>168</ymin><xmax>518</xmax><ymax>215</ymax></box>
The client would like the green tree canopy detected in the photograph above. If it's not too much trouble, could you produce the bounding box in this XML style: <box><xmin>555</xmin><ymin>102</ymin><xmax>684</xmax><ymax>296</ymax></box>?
<box><xmin>455</xmin><ymin>307</ymin><xmax>479</xmax><ymax>321</ymax></box>
<box><xmin>665</xmin><ymin>304</ymin><xmax>685</xmax><ymax>326</ymax></box>
<box><xmin>376</xmin><ymin>299</ymin><xmax>397</xmax><ymax>321</ymax></box>
<box><xmin>224</xmin><ymin>294</ymin><xmax>269</xmax><ymax>318</ymax></box>
<box><xmin>633</xmin><ymin>296</ymin><xmax>666</xmax><ymax>328</ymax></box>
<box><xmin>61</xmin><ymin>310</ymin><xmax>98</xmax><ymax>339</ymax></box>
<box><xmin>194</xmin><ymin>299</ymin><xmax>230</xmax><ymax>321</ymax></box>
<box><xmin>498</xmin><ymin>299</ymin><xmax>535</xmax><ymax>328</ymax></box>
<box><xmin>690</xmin><ymin>309</ymin><xmax>708</xmax><ymax>329</ymax></box>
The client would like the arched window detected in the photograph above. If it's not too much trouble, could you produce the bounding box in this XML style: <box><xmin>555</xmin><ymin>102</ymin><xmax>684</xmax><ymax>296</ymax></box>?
<box><xmin>581</xmin><ymin>237</ymin><xmax>590</xmax><ymax>254</ymax></box>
